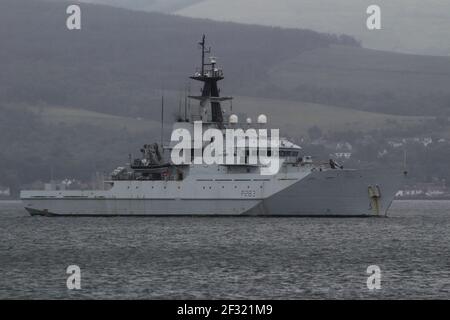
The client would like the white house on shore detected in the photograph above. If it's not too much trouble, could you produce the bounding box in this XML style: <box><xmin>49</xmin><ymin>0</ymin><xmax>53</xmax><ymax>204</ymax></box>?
<box><xmin>0</xmin><ymin>186</ymin><xmax>11</xmax><ymax>197</ymax></box>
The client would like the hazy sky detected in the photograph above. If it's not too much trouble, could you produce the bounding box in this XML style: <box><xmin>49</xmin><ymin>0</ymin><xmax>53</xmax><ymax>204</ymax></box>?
<box><xmin>58</xmin><ymin>0</ymin><xmax>450</xmax><ymax>56</ymax></box>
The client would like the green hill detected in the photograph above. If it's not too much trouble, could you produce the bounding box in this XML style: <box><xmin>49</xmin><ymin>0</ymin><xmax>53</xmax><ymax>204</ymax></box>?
<box><xmin>23</xmin><ymin>95</ymin><xmax>429</xmax><ymax>137</ymax></box>
<box><xmin>3</xmin><ymin>0</ymin><xmax>450</xmax><ymax>119</ymax></box>
<box><xmin>26</xmin><ymin>105</ymin><xmax>160</xmax><ymax>134</ymax></box>
<box><xmin>266</xmin><ymin>45</ymin><xmax>450</xmax><ymax>115</ymax></box>
<box><xmin>234</xmin><ymin>95</ymin><xmax>429</xmax><ymax>135</ymax></box>
<box><xmin>175</xmin><ymin>0</ymin><xmax>450</xmax><ymax>56</ymax></box>
<box><xmin>1</xmin><ymin>0</ymin><xmax>355</xmax><ymax>120</ymax></box>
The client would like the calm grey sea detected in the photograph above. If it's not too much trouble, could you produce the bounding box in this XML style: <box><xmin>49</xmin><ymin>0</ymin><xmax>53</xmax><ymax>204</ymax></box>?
<box><xmin>0</xmin><ymin>200</ymin><xmax>449</xmax><ymax>299</ymax></box>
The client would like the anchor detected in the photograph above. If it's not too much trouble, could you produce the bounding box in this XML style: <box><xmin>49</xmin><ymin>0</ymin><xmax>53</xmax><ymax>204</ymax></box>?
<box><xmin>368</xmin><ymin>185</ymin><xmax>381</xmax><ymax>215</ymax></box>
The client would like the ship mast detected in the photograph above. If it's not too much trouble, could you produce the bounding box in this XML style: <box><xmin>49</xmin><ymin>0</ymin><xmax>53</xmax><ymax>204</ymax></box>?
<box><xmin>189</xmin><ymin>35</ymin><xmax>232</xmax><ymax>125</ymax></box>
<box><xmin>200</xmin><ymin>34</ymin><xmax>207</xmax><ymax>77</ymax></box>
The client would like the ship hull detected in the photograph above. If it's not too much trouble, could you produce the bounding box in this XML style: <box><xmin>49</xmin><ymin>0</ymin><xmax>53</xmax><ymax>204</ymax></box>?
<box><xmin>21</xmin><ymin>169</ymin><xmax>406</xmax><ymax>217</ymax></box>
<box><xmin>245</xmin><ymin>168</ymin><xmax>404</xmax><ymax>216</ymax></box>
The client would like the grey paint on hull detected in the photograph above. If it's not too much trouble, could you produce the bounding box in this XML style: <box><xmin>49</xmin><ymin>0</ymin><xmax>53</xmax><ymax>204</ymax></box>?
<box><xmin>245</xmin><ymin>168</ymin><xmax>404</xmax><ymax>216</ymax></box>
<box><xmin>23</xmin><ymin>169</ymin><xmax>405</xmax><ymax>217</ymax></box>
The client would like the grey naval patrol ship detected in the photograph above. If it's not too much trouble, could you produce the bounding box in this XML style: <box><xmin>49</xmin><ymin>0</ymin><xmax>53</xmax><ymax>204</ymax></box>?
<box><xmin>21</xmin><ymin>36</ymin><xmax>406</xmax><ymax>217</ymax></box>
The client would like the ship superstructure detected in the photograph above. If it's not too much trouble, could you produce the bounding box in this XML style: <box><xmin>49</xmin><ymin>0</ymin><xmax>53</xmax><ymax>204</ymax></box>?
<box><xmin>20</xmin><ymin>36</ymin><xmax>405</xmax><ymax>216</ymax></box>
